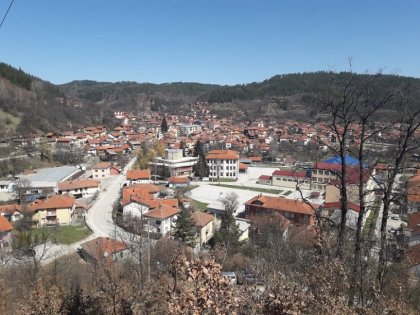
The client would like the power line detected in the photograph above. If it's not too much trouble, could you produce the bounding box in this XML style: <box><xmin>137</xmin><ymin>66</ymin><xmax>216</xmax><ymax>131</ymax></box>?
<box><xmin>0</xmin><ymin>0</ymin><xmax>15</xmax><ymax>30</ymax></box>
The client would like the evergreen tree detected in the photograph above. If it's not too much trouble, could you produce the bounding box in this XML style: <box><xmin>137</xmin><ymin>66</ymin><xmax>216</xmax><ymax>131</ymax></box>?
<box><xmin>214</xmin><ymin>192</ymin><xmax>241</xmax><ymax>250</ymax></box>
<box><xmin>192</xmin><ymin>140</ymin><xmax>209</xmax><ymax>179</ymax></box>
<box><xmin>161</xmin><ymin>117</ymin><xmax>169</xmax><ymax>133</ymax></box>
<box><xmin>174</xmin><ymin>208</ymin><xmax>197</xmax><ymax>247</ymax></box>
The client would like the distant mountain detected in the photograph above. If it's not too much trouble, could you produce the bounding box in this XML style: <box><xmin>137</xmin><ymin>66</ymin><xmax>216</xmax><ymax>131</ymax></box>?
<box><xmin>1</xmin><ymin>62</ymin><xmax>420</xmax><ymax>138</ymax></box>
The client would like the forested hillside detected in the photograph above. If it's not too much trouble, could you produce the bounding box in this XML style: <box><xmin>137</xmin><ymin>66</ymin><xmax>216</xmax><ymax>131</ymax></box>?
<box><xmin>1</xmin><ymin>61</ymin><xmax>420</xmax><ymax>137</ymax></box>
<box><xmin>0</xmin><ymin>63</ymin><xmax>108</xmax><ymax>138</ymax></box>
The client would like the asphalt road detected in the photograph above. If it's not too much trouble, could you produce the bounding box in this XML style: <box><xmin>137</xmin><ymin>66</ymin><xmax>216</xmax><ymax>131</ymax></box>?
<box><xmin>33</xmin><ymin>157</ymin><xmax>137</xmax><ymax>266</ymax></box>
<box><xmin>85</xmin><ymin>157</ymin><xmax>137</xmax><ymax>238</ymax></box>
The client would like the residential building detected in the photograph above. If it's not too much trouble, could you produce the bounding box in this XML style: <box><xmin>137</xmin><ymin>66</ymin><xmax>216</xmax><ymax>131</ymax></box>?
<box><xmin>0</xmin><ymin>180</ymin><xmax>13</xmax><ymax>192</ymax></box>
<box><xmin>206</xmin><ymin>150</ymin><xmax>240</xmax><ymax>180</ymax></box>
<box><xmin>122</xmin><ymin>197</ymin><xmax>178</xmax><ymax>219</ymax></box>
<box><xmin>168</xmin><ymin>176</ymin><xmax>190</xmax><ymax>188</ymax></box>
<box><xmin>57</xmin><ymin>179</ymin><xmax>100</xmax><ymax>199</ymax></box>
<box><xmin>0</xmin><ymin>216</ymin><xmax>13</xmax><ymax>248</ymax></box>
<box><xmin>271</xmin><ymin>170</ymin><xmax>310</xmax><ymax>189</ymax></box>
<box><xmin>323</xmin><ymin>202</ymin><xmax>362</xmax><ymax>230</ymax></box>
<box><xmin>179</xmin><ymin>124</ymin><xmax>202</xmax><ymax>136</ymax></box>
<box><xmin>143</xmin><ymin>204</ymin><xmax>180</xmax><ymax>236</ymax></box>
<box><xmin>27</xmin><ymin>194</ymin><xmax>75</xmax><ymax>226</ymax></box>
<box><xmin>126</xmin><ymin>169</ymin><xmax>151</xmax><ymax>186</ymax></box>
<box><xmin>0</xmin><ymin>204</ymin><xmax>23</xmax><ymax>222</ymax></box>
<box><xmin>244</xmin><ymin>195</ymin><xmax>318</xmax><ymax>225</ymax></box>
<box><xmin>79</xmin><ymin>237</ymin><xmax>129</xmax><ymax>264</ymax></box>
<box><xmin>191</xmin><ymin>211</ymin><xmax>215</xmax><ymax>245</ymax></box>
<box><xmin>407</xmin><ymin>172</ymin><xmax>420</xmax><ymax>213</ymax></box>
<box><xmin>92</xmin><ymin>162</ymin><xmax>112</xmax><ymax>179</ymax></box>
<box><xmin>149</xmin><ymin>148</ymin><xmax>198</xmax><ymax>178</ymax></box>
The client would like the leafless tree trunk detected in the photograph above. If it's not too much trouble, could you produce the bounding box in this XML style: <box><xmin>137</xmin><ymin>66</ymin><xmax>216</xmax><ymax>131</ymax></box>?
<box><xmin>376</xmin><ymin>103</ymin><xmax>420</xmax><ymax>288</ymax></box>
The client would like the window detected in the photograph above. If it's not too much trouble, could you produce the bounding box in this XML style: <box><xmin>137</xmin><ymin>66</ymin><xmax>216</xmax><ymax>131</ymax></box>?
<box><xmin>155</xmin><ymin>220</ymin><xmax>161</xmax><ymax>225</ymax></box>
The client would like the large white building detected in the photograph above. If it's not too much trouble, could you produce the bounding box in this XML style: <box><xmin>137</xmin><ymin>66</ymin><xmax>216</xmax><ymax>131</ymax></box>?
<box><xmin>206</xmin><ymin>150</ymin><xmax>239</xmax><ymax>180</ymax></box>
<box><xmin>149</xmin><ymin>149</ymin><xmax>198</xmax><ymax>178</ymax></box>
<box><xmin>179</xmin><ymin>124</ymin><xmax>202</xmax><ymax>136</ymax></box>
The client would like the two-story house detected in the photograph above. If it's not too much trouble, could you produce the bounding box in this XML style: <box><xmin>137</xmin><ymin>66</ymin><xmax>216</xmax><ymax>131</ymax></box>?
<box><xmin>143</xmin><ymin>204</ymin><xmax>180</xmax><ymax>236</ymax></box>
<box><xmin>126</xmin><ymin>169</ymin><xmax>151</xmax><ymax>186</ymax></box>
<box><xmin>57</xmin><ymin>179</ymin><xmax>100</xmax><ymax>199</ymax></box>
<box><xmin>244</xmin><ymin>195</ymin><xmax>318</xmax><ymax>226</ymax></box>
<box><xmin>27</xmin><ymin>194</ymin><xmax>75</xmax><ymax>226</ymax></box>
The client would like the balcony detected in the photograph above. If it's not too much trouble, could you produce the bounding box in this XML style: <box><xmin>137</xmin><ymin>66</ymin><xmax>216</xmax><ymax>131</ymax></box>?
<box><xmin>46</xmin><ymin>210</ymin><xmax>57</xmax><ymax>217</ymax></box>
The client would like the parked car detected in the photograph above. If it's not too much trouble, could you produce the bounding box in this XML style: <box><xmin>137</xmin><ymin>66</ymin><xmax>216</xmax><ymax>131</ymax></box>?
<box><xmin>243</xmin><ymin>273</ymin><xmax>264</xmax><ymax>285</ymax></box>
<box><xmin>390</xmin><ymin>214</ymin><xmax>400</xmax><ymax>220</ymax></box>
<box><xmin>221</xmin><ymin>271</ymin><xmax>237</xmax><ymax>285</ymax></box>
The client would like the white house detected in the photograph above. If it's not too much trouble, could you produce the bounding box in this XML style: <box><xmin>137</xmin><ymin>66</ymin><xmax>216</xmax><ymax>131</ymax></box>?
<box><xmin>143</xmin><ymin>204</ymin><xmax>180</xmax><ymax>236</ymax></box>
<box><xmin>206</xmin><ymin>150</ymin><xmax>240</xmax><ymax>180</ymax></box>
<box><xmin>191</xmin><ymin>211</ymin><xmax>215</xmax><ymax>246</ymax></box>
<box><xmin>323</xmin><ymin>202</ymin><xmax>362</xmax><ymax>230</ymax></box>
<box><xmin>126</xmin><ymin>169</ymin><xmax>151</xmax><ymax>186</ymax></box>
<box><xmin>92</xmin><ymin>162</ymin><xmax>112</xmax><ymax>179</ymax></box>
<box><xmin>0</xmin><ymin>204</ymin><xmax>24</xmax><ymax>222</ymax></box>
<box><xmin>0</xmin><ymin>180</ymin><xmax>13</xmax><ymax>193</ymax></box>
<box><xmin>122</xmin><ymin>196</ymin><xmax>178</xmax><ymax>219</ymax></box>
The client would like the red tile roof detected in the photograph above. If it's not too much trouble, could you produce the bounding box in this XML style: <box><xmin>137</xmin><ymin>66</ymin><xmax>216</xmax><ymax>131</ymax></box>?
<box><xmin>58</xmin><ymin>179</ymin><xmax>100</xmax><ymax>191</ymax></box>
<box><xmin>191</xmin><ymin>211</ymin><xmax>213</xmax><ymax>227</ymax></box>
<box><xmin>0</xmin><ymin>216</ymin><xmax>13</xmax><ymax>232</ymax></box>
<box><xmin>143</xmin><ymin>204</ymin><xmax>180</xmax><ymax>219</ymax></box>
<box><xmin>272</xmin><ymin>170</ymin><xmax>307</xmax><ymax>178</ymax></box>
<box><xmin>27</xmin><ymin>195</ymin><xmax>74</xmax><ymax>212</ymax></box>
<box><xmin>323</xmin><ymin>202</ymin><xmax>361</xmax><ymax>213</ymax></box>
<box><xmin>126</xmin><ymin>169</ymin><xmax>151</xmax><ymax>180</ymax></box>
<box><xmin>168</xmin><ymin>176</ymin><xmax>189</xmax><ymax>184</ymax></box>
<box><xmin>245</xmin><ymin>195</ymin><xmax>318</xmax><ymax>216</ymax></box>
<box><xmin>206</xmin><ymin>150</ymin><xmax>239</xmax><ymax>160</ymax></box>
<box><xmin>0</xmin><ymin>204</ymin><xmax>22</xmax><ymax>214</ymax></box>
<box><xmin>80</xmin><ymin>237</ymin><xmax>128</xmax><ymax>261</ymax></box>
<box><xmin>93</xmin><ymin>162</ymin><xmax>111</xmax><ymax>169</ymax></box>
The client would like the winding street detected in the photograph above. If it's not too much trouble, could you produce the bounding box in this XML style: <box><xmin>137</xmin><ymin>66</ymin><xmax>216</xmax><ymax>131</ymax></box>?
<box><xmin>34</xmin><ymin>157</ymin><xmax>137</xmax><ymax>266</ymax></box>
<box><xmin>85</xmin><ymin>157</ymin><xmax>137</xmax><ymax>238</ymax></box>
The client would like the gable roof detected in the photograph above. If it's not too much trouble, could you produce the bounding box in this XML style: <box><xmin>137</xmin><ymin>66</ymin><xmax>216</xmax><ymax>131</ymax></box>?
<box><xmin>0</xmin><ymin>204</ymin><xmax>22</xmax><ymax>214</ymax></box>
<box><xmin>245</xmin><ymin>195</ymin><xmax>318</xmax><ymax>216</ymax></box>
<box><xmin>80</xmin><ymin>237</ymin><xmax>128</xmax><ymax>261</ymax></box>
<box><xmin>191</xmin><ymin>211</ymin><xmax>213</xmax><ymax>227</ymax></box>
<box><xmin>27</xmin><ymin>194</ymin><xmax>74</xmax><ymax>212</ymax></box>
<box><xmin>0</xmin><ymin>216</ymin><xmax>13</xmax><ymax>232</ymax></box>
<box><xmin>168</xmin><ymin>176</ymin><xmax>189</xmax><ymax>184</ymax></box>
<box><xmin>272</xmin><ymin>170</ymin><xmax>307</xmax><ymax>178</ymax></box>
<box><xmin>93</xmin><ymin>162</ymin><xmax>111</xmax><ymax>169</ymax></box>
<box><xmin>58</xmin><ymin>179</ymin><xmax>100</xmax><ymax>191</ymax></box>
<box><xmin>323</xmin><ymin>202</ymin><xmax>361</xmax><ymax>213</ymax></box>
<box><xmin>143</xmin><ymin>204</ymin><xmax>180</xmax><ymax>219</ymax></box>
<box><xmin>206</xmin><ymin>149</ymin><xmax>239</xmax><ymax>160</ymax></box>
<box><xmin>126</xmin><ymin>169</ymin><xmax>151</xmax><ymax>180</ymax></box>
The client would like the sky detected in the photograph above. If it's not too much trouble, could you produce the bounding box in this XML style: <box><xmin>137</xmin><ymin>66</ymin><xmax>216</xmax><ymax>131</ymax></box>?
<box><xmin>0</xmin><ymin>0</ymin><xmax>419</xmax><ymax>85</ymax></box>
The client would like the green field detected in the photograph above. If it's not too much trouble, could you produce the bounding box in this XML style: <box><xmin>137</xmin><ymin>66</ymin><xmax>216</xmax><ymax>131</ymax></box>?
<box><xmin>210</xmin><ymin>183</ymin><xmax>282</xmax><ymax>194</ymax></box>
<box><xmin>190</xmin><ymin>199</ymin><xmax>209</xmax><ymax>211</ymax></box>
<box><xmin>31</xmin><ymin>225</ymin><xmax>92</xmax><ymax>245</ymax></box>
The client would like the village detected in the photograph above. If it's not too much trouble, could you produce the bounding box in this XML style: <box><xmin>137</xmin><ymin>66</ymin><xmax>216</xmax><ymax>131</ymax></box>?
<box><xmin>0</xmin><ymin>105</ymin><xmax>419</xmax><ymax>286</ymax></box>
